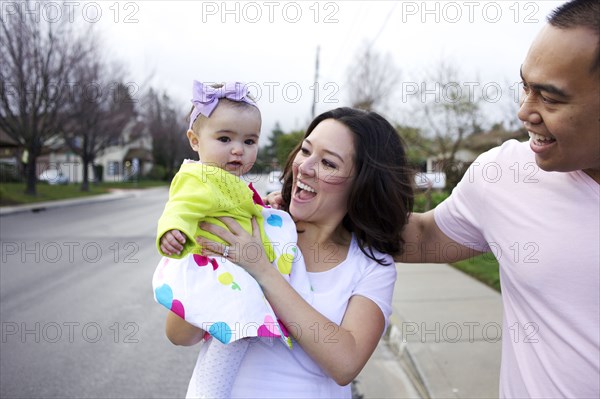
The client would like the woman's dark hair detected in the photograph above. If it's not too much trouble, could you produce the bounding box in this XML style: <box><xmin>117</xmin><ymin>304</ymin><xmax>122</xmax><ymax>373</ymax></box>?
<box><xmin>281</xmin><ymin>107</ymin><xmax>414</xmax><ymax>265</ymax></box>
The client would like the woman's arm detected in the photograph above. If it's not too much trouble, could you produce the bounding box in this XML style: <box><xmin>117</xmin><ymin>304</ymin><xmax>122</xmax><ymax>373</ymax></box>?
<box><xmin>165</xmin><ymin>311</ymin><xmax>206</xmax><ymax>346</ymax></box>
<box><xmin>261</xmin><ymin>271</ymin><xmax>384</xmax><ymax>386</ymax></box>
<box><xmin>198</xmin><ymin>217</ymin><xmax>385</xmax><ymax>386</ymax></box>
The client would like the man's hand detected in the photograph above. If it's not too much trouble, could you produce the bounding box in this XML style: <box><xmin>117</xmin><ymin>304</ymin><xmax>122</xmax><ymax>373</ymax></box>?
<box><xmin>264</xmin><ymin>190</ymin><xmax>284</xmax><ymax>210</ymax></box>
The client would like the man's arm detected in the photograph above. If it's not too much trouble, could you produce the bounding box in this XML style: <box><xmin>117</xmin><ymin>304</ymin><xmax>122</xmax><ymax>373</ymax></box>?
<box><xmin>396</xmin><ymin>210</ymin><xmax>483</xmax><ymax>263</ymax></box>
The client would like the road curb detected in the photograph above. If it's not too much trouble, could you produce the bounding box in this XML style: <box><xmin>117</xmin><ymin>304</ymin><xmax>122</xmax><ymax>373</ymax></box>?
<box><xmin>0</xmin><ymin>189</ymin><xmax>153</xmax><ymax>217</ymax></box>
<box><xmin>385</xmin><ymin>313</ymin><xmax>431</xmax><ymax>399</ymax></box>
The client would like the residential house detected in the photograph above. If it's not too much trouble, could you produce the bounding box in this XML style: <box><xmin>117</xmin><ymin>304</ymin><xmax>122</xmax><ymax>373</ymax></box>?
<box><xmin>95</xmin><ymin>119</ymin><xmax>154</xmax><ymax>183</ymax></box>
<box><xmin>422</xmin><ymin>127</ymin><xmax>529</xmax><ymax>189</ymax></box>
<box><xmin>426</xmin><ymin>127</ymin><xmax>528</xmax><ymax>171</ymax></box>
<box><xmin>5</xmin><ymin>118</ymin><xmax>153</xmax><ymax>184</ymax></box>
<box><xmin>0</xmin><ymin>129</ymin><xmax>22</xmax><ymax>181</ymax></box>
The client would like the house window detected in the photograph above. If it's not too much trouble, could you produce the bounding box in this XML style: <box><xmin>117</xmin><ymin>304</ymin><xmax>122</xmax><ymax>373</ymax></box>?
<box><xmin>107</xmin><ymin>161</ymin><xmax>120</xmax><ymax>177</ymax></box>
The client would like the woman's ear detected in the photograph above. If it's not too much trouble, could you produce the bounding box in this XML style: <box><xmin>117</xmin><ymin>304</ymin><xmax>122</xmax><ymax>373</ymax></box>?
<box><xmin>187</xmin><ymin>129</ymin><xmax>199</xmax><ymax>150</ymax></box>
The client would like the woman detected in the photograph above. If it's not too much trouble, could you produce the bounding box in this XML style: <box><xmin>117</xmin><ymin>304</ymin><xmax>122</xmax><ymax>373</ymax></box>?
<box><xmin>166</xmin><ymin>107</ymin><xmax>414</xmax><ymax>398</ymax></box>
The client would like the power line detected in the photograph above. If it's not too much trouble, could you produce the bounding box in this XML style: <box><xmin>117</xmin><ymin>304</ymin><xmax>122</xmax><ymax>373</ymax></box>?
<box><xmin>311</xmin><ymin>45</ymin><xmax>320</xmax><ymax>119</ymax></box>
<box><xmin>367</xmin><ymin>2</ymin><xmax>398</xmax><ymax>51</ymax></box>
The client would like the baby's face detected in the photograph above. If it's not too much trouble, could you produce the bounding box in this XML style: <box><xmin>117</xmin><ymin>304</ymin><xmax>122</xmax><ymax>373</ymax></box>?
<box><xmin>189</xmin><ymin>104</ymin><xmax>261</xmax><ymax>176</ymax></box>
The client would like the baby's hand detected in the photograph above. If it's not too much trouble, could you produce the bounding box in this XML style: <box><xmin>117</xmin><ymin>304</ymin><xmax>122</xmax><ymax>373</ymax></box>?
<box><xmin>160</xmin><ymin>229</ymin><xmax>186</xmax><ymax>256</ymax></box>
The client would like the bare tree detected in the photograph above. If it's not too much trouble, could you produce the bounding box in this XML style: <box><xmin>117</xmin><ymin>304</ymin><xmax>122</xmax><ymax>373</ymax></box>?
<box><xmin>63</xmin><ymin>52</ymin><xmax>136</xmax><ymax>191</ymax></box>
<box><xmin>409</xmin><ymin>60</ymin><xmax>486</xmax><ymax>188</ymax></box>
<box><xmin>500</xmin><ymin>78</ymin><xmax>524</xmax><ymax>132</ymax></box>
<box><xmin>144</xmin><ymin>89</ymin><xmax>192</xmax><ymax>180</ymax></box>
<box><xmin>0</xmin><ymin>1</ymin><xmax>90</xmax><ymax>195</ymax></box>
<box><xmin>346</xmin><ymin>43</ymin><xmax>401</xmax><ymax>112</ymax></box>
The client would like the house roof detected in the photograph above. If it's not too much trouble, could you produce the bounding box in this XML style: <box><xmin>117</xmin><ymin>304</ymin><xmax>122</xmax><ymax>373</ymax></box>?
<box><xmin>124</xmin><ymin>120</ymin><xmax>149</xmax><ymax>141</ymax></box>
<box><xmin>124</xmin><ymin>148</ymin><xmax>153</xmax><ymax>162</ymax></box>
<box><xmin>463</xmin><ymin>128</ymin><xmax>528</xmax><ymax>154</ymax></box>
<box><xmin>0</xmin><ymin>130</ymin><xmax>20</xmax><ymax>147</ymax></box>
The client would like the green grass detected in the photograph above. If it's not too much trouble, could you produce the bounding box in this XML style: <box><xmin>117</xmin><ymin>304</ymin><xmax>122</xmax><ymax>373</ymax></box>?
<box><xmin>413</xmin><ymin>190</ymin><xmax>449</xmax><ymax>213</ymax></box>
<box><xmin>412</xmin><ymin>191</ymin><xmax>501</xmax><ymax>292</ymax></box>
<box><xmin>0</xmin><ymin>180</ymin><xmax>167</xmax><ymax>206</ymax></box>
<box><xmin>451</xmin><ymin>253</ymin><xmax>501</xmax><ymax>292</ymax></box>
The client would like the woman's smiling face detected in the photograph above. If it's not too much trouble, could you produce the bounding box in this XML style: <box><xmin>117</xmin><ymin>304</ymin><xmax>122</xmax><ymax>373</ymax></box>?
<box><xmin>289</xmin><ymin>118</ymin><xmax>356</xmax><ymax>226</ymax></box>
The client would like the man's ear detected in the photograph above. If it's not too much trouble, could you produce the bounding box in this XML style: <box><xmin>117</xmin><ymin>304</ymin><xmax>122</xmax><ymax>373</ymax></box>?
<box><xmin>187</xmin><ymin>129</ymin><xmax>199</xmax><ymax>150</ymax></box>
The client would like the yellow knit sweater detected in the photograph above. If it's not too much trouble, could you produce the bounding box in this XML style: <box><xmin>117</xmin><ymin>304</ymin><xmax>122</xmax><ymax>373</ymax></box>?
<box><xmin>156</xmin><ymin>163</ymin><xmax>275</xmax><ymax>261</ymax></box>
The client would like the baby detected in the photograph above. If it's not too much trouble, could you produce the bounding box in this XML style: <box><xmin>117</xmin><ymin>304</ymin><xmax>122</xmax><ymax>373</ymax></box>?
<box><xmin>152</xmin><ymin>81</ymin><xmax>311</xmax><ymax>398</ymax></box>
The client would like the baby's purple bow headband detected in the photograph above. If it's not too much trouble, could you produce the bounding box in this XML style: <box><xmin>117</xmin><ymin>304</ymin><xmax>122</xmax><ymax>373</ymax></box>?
<box><xmin>189</xmin><ymin>81</ymin><xmax>257</xmax><ymax>130</ymax></box>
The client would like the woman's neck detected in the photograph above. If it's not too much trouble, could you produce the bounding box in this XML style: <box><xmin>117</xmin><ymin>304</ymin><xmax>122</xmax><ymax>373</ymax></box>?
<box><xmin>296</xmin><ymin>222</ymin><xmax>352</xmax><ymax>272</ymax></box>
<box><xmin>296</xmin><ymin>221</ymin><xmax>350</xmax><ymax>243</ymax></box>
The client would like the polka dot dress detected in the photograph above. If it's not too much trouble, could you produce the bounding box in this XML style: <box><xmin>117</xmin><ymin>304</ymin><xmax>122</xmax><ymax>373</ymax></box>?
<box><xmin>153</xmin><ymin>207</ymin><xmax>312</xmax><ymax>397</ymax></box>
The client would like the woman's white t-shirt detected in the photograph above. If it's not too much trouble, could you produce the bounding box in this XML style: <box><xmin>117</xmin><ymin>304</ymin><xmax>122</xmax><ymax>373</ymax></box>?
<box><xmin>186</xmin><ymin>235</ymin><xmax>397</xmax><ymax>398</ymax></box>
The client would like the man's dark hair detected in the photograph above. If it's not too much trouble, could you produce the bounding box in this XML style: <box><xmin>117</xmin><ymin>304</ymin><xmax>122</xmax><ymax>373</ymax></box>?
<box><xmin>548</xmin><ymin>0</ymin><xmax>600</xmax><ymax>72</ymax></box>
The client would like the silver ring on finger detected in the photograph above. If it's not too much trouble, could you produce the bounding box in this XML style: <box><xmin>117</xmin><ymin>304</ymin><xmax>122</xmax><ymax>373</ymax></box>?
<box><xmin>222</xmin><ymin>245</ymin><xmax>230</xmax><ymax>258</ymax></box>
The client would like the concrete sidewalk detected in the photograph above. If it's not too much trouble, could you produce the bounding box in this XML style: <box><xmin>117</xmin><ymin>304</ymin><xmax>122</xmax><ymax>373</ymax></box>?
<box><xmin>356</xmin><ymin>263</ymin><xmax>502</xmax><ymax>399</ymax></box>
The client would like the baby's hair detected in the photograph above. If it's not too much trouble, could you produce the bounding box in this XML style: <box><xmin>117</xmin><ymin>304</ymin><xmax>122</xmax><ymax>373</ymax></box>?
<box><xmin>187</xmin><ymin>83</ymin><xmax>260</xmax><ymax>133</ymax></box>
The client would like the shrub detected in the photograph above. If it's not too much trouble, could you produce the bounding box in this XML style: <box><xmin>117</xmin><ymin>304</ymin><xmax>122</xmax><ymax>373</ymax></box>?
<box><xmin>413</xmin><ymin>190</ymin><xmax>450</xmax><ymax>213</ymax></box>
<box><xmin>0</xmin><ymin>163</ymin><xmax>21</xmax><ymax>183</ymax></box>
<box><xmin>147</xmin><ymin>165</ymin><xmax>167</xmax><ymax>181</ymax></box>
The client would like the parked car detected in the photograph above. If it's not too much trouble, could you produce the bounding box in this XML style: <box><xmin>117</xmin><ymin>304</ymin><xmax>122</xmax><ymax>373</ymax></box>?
<box><xmin>38</xmin><ymin>168</ymin><xmax>69</xmax><ymax>185</ymax></box>
<box><xmin>414</xmin><ymin>172</ymin><xmax>446</xmax><ymax>190</ymax></box>
<box><xmin>265</xmin><ymin>170</ymin><xmax>283</xmax><ymax>194</ymax></box>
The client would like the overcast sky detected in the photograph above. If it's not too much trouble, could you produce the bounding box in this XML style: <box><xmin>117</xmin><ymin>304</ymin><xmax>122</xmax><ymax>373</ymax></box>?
<box><xmin>87</xmin><ymin>0</ymin><xmax>564</xmax><ymax>137</ymax></box>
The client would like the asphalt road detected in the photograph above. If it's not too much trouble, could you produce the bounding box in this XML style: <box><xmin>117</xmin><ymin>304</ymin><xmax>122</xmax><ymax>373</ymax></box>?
<box><xmin>0</xmin><ymin>187</ymin><xmax>199</xmax><ymax>398</ymax></box>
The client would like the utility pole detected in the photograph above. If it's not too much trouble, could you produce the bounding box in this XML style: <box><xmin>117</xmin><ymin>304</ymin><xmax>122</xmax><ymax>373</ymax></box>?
<box><xmin>311</xmin><ymin>46</ymin><xmax>320</xmax><ymax>119</ymax></box>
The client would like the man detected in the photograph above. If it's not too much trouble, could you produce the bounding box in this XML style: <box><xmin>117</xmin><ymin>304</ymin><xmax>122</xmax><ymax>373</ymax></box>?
<box><xmin>399</xmin><ymin>0</ymin><xmax>599</xmax><ymax>397</ymax></box>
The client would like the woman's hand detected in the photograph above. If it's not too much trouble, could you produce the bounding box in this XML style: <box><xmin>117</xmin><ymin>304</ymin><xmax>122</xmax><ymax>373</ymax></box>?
<box><xmin>198</xmin><ymin>220</ymin><xmax>384</xmax><ymax>386</ymax></box>
<box><xmin>197</xmin><ymin>217</ymin><xmax>274</xmax><ymax>283</ymax></box>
